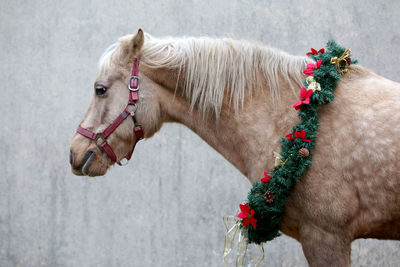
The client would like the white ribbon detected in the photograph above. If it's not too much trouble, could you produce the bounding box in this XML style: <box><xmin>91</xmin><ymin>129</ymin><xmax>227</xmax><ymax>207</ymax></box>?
<box><xmin>223</xmin><ymin>216</ymin><xmax>264</xmax><ymax>267</ymax></box>
<box><xmin>306</xmin><ymin>76</ymin><xmax>321</xmax><ymax>91</ymax></box>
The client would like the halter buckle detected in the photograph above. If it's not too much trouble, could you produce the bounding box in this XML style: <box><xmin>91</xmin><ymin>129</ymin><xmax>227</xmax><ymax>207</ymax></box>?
<box><xmin>128</xmin><ymin>76</ymin><xmax>140</xmax><ymax>91</ymax></box>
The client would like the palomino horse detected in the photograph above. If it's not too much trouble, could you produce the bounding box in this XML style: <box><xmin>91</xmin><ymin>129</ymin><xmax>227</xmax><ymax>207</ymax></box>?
<box><xmin>70</xmin><ymin>29</ymin><xmax>400</xmax><ymax>266</ymax></box>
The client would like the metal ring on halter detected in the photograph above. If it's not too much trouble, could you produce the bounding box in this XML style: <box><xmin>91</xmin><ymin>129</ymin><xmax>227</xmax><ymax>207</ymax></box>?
<box><xmin>119</xmin><ymin>158</ymin><xmax>129</xmax><ymax>166</ymax></box>
<box><xmin>127</xmin><ymin>103</ymin><xmax>138</xmax><ymax>115</ymax></box>
<box><xmin>95</xmin><ymin>133</ymin><xmax>106</xmax><ymax>147</ymax></box>
<box><xmin>128</xmin><ymin>76</ymin><xmax>140</xmax><ymax>91</ymax></box>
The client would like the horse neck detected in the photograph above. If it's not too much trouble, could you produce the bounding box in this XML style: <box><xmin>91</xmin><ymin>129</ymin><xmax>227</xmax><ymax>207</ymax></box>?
<box><xmin>142</xmin><ymin>66</ymin><xmax>300</xmax><ymax>183</ymax></box>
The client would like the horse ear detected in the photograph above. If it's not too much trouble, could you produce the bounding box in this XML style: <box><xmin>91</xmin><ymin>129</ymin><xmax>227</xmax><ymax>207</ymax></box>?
<box><xmin>119</xmin><ymin>29</ymin><xmax>144</xmax><ymax>63</ymax></box>
<box><xmin>131</xmin><ymin>28</ymin><xmax>144</xmax><ymax>54</ymax></box>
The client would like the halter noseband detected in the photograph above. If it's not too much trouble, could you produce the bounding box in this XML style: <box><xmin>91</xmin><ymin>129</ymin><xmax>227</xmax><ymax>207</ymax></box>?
<box><xmin>76</xmin><ymin>57</ymin><xmax>144</xmax><ymax>166</ymax></box>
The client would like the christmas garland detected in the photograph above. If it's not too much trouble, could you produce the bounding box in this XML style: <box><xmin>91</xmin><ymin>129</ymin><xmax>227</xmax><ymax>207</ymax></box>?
<box><xmin>237</xmin><ymin>40</ymin><xmax>357</xmax><ymax>244</ymax></box>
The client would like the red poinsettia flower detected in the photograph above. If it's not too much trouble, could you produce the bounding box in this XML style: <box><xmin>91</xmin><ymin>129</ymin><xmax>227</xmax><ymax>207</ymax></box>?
<box><xmin>261</xmin><ymin>172</ymin><xmax>271</xmax><ymax>183</ymax></box>
<box><xmin>293</xmin><ymin>86</ymin><xmax>313</xmax><ymax>110</ymax></box>
<box><xmin>294</xmin><ymin>130</ymin><xmax>311</xmax><ymax>142</ymax></box>
<box><xmin>237</xmin><ymin>203</ymin><xmax>257</xmax><ymax>228</ymax></box>
<box><xmin>303</xmin><ymin>65</ymin><xmax>314</xmax><ymax>76</ymax></box>
<box><xmin>286</xmin><ymin>133</ymin><xmax>295</xmax><ymax>140</ymax></box>
<box><xmin>286</xmin><ymin>130</ymin><xmax>311</xmax><ymax>143</ymax></box>
<box><xmin>306</xmin><ymin>48</ymin><xmax>325</xmax><ymax>56</ymax></box>
<box><xmin>303</xmin><ymin>59</ymin><xmax>323</xmax><ymax>76</ymax></box>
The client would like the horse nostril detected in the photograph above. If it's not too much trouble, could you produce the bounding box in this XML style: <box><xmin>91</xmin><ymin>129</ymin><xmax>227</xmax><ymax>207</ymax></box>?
<box><xmin>69</xmin><ymin>150</ymin><xmax>74</xmax><ymax>166</ymax></box>
<box><xmin>81</xmin><ymin>150</ymin><xmax>95</xmax><ymax>175</ymax></box>
<box><xmin>82</xmin><ymin>150</ymin><xmax>94</xmax><ymax>164</ymax></box>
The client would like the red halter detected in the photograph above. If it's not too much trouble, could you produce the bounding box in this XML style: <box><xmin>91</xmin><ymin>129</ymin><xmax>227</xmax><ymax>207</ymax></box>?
<box><xmin>76</xmin><ymin>57</ymin><xmax>144</xmax><ymax>166</ymax></box>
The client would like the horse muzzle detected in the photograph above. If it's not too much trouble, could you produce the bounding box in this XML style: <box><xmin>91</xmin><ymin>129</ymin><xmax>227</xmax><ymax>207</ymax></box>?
<box><xmin>70</xmin><ymin>146</ymin><xmax>108</xmax><ymax>177</ymax></box>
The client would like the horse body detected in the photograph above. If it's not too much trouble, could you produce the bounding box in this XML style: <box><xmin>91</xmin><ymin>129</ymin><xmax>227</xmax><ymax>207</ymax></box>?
<box><xmin>70</xmin><ymin>30</ymin><xmax>400</xmax><ymax>266</ymax></box>
<box><xmin>283</xmin><ymin>71</ymin><xmax>400</xmax><ymax>265</ymax></box>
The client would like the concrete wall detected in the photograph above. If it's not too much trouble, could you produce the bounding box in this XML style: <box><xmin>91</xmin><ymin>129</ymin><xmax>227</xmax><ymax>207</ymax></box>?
<box><xmin>1</xmin><ymin>0</ymin><xmax>399</xmax><ymax>266</ymax></box>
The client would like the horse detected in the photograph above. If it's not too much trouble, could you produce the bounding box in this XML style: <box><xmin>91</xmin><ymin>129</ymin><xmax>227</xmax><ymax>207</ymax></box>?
<box><xmin>69</xmin><ymin>29</ymin><xmax>400</xmax><ymax>266</ymax></box>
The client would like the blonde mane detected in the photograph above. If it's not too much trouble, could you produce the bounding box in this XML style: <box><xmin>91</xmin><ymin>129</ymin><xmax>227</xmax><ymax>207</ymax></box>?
<box><xmin>100</xmin><ymin>33</ymin><xmax>312</xmax><ymax>117</ymax></box>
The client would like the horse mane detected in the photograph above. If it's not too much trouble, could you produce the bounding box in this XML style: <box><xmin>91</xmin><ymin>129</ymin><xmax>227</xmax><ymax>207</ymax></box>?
<box><xmin>99</xmin><ymin>33</ymin><xmax>312</xmax><ymax>117</ymax></box>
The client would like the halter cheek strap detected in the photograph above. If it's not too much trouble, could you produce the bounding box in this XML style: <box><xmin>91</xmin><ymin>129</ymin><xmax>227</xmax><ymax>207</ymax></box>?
<box><xmin>129</xmin><ymin>56</ymin><xmax>140</xmax><ymax>104</ymax></box>
<box><xmin>76</xmin><ymin>57</ymin><xmax>144</xmax><ymax>166</ymax></box>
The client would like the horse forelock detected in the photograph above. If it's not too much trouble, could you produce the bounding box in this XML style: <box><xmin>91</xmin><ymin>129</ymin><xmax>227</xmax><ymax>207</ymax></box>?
<box><xmin>99</xmin><ymin>33</ymin><xmax>312</xmax><ymax>117</ymax></box>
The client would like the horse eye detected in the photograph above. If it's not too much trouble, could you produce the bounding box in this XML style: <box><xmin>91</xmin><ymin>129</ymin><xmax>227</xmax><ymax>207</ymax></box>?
<box><xmin>95</xmin><ymin>85</ymin><xmax>107</xmax><ymax>96</ymax></box>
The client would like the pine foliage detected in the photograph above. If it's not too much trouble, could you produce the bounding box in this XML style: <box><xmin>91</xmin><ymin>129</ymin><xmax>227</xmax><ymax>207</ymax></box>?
<box><xmin>246</xmin><ymin>41</ymin><xmax>357</xmax><ymax>244</ymax></box>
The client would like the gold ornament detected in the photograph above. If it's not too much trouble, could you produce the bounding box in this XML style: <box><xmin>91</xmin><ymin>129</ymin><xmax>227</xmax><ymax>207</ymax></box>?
<box><xmin>298</xmin><ymin>148</ymin><xmax>309</xmax><ymax>158</ymax></box>
<box><xmin>274</xmin><ymin>152</ymin><xmax>285</xmax><ymax>167</ymax></box>
<box><xmin>274</xmin><ymin>151</ymin><xmax>290</xmax><ymax>167</ymax></box>
<box><xmin>330</xmin><ymin>49</ymin><xmax>351</xmax><ymax>75</ymax></box>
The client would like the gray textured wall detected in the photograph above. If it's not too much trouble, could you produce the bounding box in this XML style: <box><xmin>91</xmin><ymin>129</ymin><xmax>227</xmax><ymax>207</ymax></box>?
<box><xmin>1</xmin><ymin>0</ymin><xmax>400</xmax><ymax>266</ymax></box>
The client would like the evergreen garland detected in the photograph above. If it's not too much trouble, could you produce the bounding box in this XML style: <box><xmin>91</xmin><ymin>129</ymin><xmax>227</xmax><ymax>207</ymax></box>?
<box><xmin>237</xmin><ymin>41</ymin><xmax>357</xmax><ymax>244</ymax></box>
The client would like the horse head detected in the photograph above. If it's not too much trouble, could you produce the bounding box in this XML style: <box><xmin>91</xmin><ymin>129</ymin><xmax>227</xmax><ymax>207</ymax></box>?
<box><xmin>70</xmin><ymin>29</ymin><xmax>166</xmax><ymax>176</ymax></box>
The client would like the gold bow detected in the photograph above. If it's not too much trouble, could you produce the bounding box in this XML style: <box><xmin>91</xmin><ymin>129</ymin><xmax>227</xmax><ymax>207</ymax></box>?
<box><xmin>223</xmin><ymin>216</ymin><xmax>264</xmax><ymax>267</ymax></box>
<box><xmin>330</xmin><ymin>49</ymin><xmax>351</xmax><ymax>74</ymax></box>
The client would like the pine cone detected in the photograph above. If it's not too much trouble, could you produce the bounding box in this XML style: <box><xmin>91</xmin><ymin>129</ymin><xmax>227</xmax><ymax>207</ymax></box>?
<box><xmin>345</xmin><ymin>57</ymin><xmax>352</xmax><ymax>65</ymax></box>
<box><xmin>264</xmin><ymin>191</ymin><xmax>274</xmax><ymax>203</ymax></box>
<box><xmin>298</xmin><ymin>148</ymin><xmax>309</xmax><ymax>158</ymax></box>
